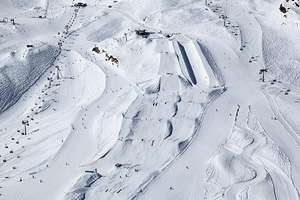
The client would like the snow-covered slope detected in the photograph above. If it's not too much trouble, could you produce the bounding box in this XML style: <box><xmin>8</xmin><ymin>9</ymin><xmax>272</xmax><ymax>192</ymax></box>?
<box><xmin>0</xmin><ymin>0</ymin><xmax>300</xmax><ymax>200</ymax></box>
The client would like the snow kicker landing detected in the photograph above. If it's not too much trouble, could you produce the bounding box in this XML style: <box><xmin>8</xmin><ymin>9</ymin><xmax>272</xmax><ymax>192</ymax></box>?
<box><xmin>204</xmin><ymin>106</ymin><xmax>299</xmax><ymax>200</ymax></box>
<box><xmin>173</xmin><ymin>40</ymin><xmax>218</xmax><ymax>88</ymax></box>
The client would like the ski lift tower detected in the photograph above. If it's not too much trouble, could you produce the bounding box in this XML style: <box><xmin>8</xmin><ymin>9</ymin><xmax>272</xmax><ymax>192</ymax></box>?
<box><xmin>47</xmin><ymin>77</ymin><xmax>53</xmax><ymax>87</ymax></box>
<box><xmin>124</xmin><ymin>33</ymin><xmax>127</xmax><ymax>42</ymax></box>
<box><xmin>259</xmin><ymin>68</ymin><xmax>268</xmax><ymax>82</ymax></box>
<box><xmin>22</xmin><ymin>120</ymin><xmax>29</xmax><ymax>135</ymax></box>
<box><xmin>55</xmin><ymin>66</ymin><xmax>62</xmax><ymax>80</ymax></box>
<box><xmin>58</xmin><ymin>41</ymin><xmax>62</xmax><ymax>50</ymax></box>
<box><xmin>220</xmin><ymin>14</ymin><xmax>228</xmax><ymax>27</ymax></box>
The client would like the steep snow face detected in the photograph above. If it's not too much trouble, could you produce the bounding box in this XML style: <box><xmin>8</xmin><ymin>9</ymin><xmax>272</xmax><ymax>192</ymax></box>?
<box><xmin>175</xmin><ymin>40</ymin><xmax>218</xmax><ymax>88</ymax></box>
<box><xmin>1</xmin><ymin>0</ymin><xmax>300</xmax><ymax>199</ymax></box>
<box><xmin>249</xmin><ymin>0</ymin><xmax>300</xmax><ymax>86</ymax></box>
<box><xmin>0</xmin><ymin>44</ymin><xmax>59</xmax><ymax>114</ymax></box>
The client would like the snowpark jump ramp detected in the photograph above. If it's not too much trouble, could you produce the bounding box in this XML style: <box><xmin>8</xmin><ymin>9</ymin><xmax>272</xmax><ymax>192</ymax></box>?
<box><xmin>174</xmin><ymin>40</ymin><xmax>219</xmax><ymax>88</ymax></box>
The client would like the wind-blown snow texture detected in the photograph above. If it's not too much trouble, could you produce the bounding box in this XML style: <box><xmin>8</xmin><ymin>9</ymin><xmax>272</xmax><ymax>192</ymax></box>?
<box><xmin>0</xmin><ymin>0</ymin><xmax>300</xmax><ymax>200</ymax></box>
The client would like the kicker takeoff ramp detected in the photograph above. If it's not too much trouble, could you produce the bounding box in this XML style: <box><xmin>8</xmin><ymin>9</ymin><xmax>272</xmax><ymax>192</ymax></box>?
<box><xmin>174</xmin><ymin>40</ymin><xmax>219</xmax><ymax>88</ymax></box>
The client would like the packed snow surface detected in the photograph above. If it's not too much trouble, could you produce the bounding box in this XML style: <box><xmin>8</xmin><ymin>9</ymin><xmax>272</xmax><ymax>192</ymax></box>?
<box><xmin>0</xmin><ymin>0</ymin><xmax>300</xmax><ymax>199</ymax></box>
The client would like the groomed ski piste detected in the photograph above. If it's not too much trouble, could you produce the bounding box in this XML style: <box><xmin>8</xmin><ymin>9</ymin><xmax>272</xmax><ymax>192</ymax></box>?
<box><xmin>0</xmin><ymin>0</ymin><xmax>300</xmax><ymax>199</ymax></box>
